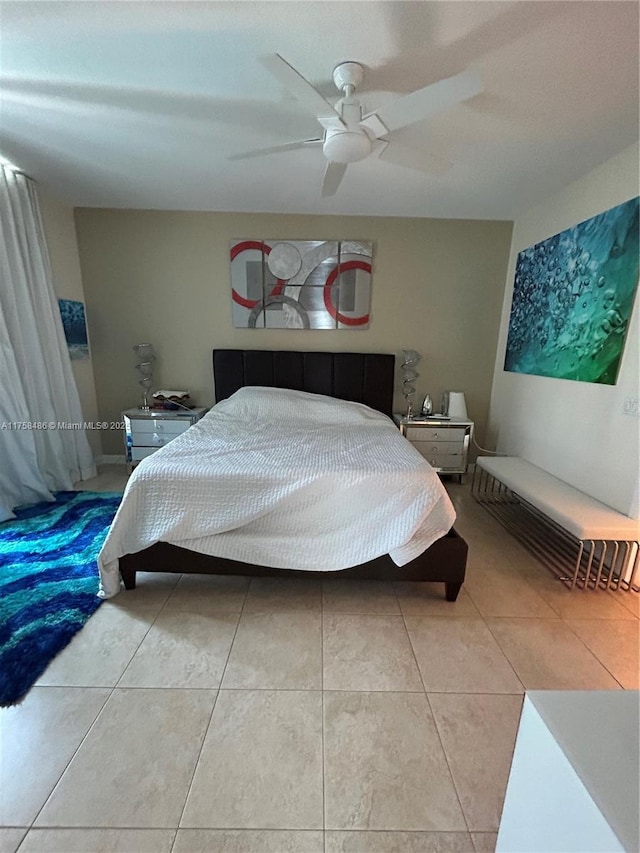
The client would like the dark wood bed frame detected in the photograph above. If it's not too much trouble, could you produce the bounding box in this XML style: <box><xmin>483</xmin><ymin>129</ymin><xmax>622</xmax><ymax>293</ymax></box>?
<box><xmin>119</xmin><ymin>349</ymin><xmax>468</xmax><ymax>601</ymax></box>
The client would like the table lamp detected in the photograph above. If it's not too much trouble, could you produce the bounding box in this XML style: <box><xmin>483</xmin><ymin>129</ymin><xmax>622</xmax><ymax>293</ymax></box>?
<box><xmin>401</xmin><ymin>349</ymin><xmax>421</xmax><ymax>418</ymax></box>
<box><xmin>133</xmin><ymin>342</ymin><xmax>155</xmax><ymax>411</ymax></box>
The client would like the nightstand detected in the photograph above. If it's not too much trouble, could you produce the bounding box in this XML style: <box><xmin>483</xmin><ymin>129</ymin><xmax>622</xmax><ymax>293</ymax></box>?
<box><xmin>123</xmin><ymin>406</ymin><xmax>209</xmax><ymax>466</ymax></box>
<box><xmin>394</xmin><ymin>414</ymin><xmax>474</xmax><ymax>480</ymax></box>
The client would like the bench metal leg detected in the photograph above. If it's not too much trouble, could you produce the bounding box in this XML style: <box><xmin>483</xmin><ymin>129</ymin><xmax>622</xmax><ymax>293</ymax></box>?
<box><xmin>473</xmin><ymin>469</ymin><xmax>639</xmax><ymax>594</ymax></box>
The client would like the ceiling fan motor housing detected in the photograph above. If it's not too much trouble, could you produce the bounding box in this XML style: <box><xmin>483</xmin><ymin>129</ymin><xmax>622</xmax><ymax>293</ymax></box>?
<box><xmin>323</xmin><ymin>92</ymin><xmax>371</xmax><ymax>164</ymax></box>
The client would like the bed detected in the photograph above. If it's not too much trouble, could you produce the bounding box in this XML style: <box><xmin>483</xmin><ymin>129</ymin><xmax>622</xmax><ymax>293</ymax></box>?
<box><xmin>108</xmin><ymin>350</ymin><xmax>468</xmax><ymax>601</ymax></box>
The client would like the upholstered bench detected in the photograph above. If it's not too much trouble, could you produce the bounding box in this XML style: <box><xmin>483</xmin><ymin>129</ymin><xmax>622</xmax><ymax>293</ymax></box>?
<box><xmin>472</xmin><ymin>456</ymin><xmax>640</xmax><ymax>592</ymax></box>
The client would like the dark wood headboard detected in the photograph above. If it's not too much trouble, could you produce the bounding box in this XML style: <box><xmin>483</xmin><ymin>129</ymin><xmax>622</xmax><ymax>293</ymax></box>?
<box><xmin>213</xmin><ymin>350</ymin><xmax>395</xmax><ymax>417</ymax></box>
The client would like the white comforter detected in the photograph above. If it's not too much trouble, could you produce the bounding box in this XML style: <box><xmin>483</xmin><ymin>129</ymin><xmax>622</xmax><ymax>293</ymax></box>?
<box><xmin>98</xmin><ymin>387</ymin><xmax>456</xmax><ymax>598</ymax></box>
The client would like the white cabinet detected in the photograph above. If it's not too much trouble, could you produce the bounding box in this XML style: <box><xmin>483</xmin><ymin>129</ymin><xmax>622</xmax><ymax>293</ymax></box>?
<box><xmin>497</xmin><ymin>692</ymin><xmax>637</xmax><ymax>852</ymax></box>
<box><xmin>123</xmin><ymin>407</ymin><xmax>209</xmax><ymax>465</ymax></box>
<box><xmin>393</xmin><ymin>414</ymin><xmax>473</xmax><ymax>478</ymax></box>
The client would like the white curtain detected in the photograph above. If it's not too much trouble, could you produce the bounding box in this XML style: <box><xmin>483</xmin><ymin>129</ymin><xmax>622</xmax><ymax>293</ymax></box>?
<box><xmin>0</xmin><ymin>165</ymin><xmax>96</xmax><ymax>521</ymax></box>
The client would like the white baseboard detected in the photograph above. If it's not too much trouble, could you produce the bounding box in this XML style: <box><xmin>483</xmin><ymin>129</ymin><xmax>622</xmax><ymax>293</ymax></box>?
<box><xmin>98</xmin><ymin>454</ymin><xmax>127</xmax><ymax>465</ymax></box>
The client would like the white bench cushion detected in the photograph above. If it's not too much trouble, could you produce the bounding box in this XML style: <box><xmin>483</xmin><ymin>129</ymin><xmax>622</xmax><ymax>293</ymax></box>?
<box><xmin>476</xmin><ymin>457</ymin><xmax>640</xmax><ymax>542</ymax></box>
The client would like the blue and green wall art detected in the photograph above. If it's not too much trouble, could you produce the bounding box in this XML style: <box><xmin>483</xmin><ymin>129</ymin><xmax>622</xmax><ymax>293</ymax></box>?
<box><xmin>58</xmin><ymin>298</ymin><xmax>89</xmax><ymax>360</ymax></box>
<box><xmin>504</xmin><ymin>196</ymin><xmax>639</xmax><ymax>385</ymax></box>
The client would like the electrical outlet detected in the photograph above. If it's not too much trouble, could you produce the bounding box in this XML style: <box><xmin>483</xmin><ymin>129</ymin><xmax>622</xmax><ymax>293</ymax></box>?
<box><xmin>622</xmin><ymin>397</ymin><xmax>640</xmax><ymax>417</ymax></box>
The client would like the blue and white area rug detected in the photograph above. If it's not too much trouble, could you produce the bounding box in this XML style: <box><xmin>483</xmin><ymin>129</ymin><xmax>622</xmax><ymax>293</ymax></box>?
<box><xmin>0</xmin><ymin>490</ymin><xmax>121</xmax><ymax>706</ymax></box>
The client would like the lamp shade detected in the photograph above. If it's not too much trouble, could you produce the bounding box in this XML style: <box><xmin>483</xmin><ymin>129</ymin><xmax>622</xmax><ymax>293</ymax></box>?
<box><xmin>447</xmin><ymin>391</ymin><xmax>468</xmax><ymax>419</ymax></box>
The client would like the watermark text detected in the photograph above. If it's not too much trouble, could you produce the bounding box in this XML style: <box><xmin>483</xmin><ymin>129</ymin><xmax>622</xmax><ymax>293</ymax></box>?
<box><xmin>1</xmin><ymin>421</ymin><xmax>124</xmax><ymax>431</ymax></box>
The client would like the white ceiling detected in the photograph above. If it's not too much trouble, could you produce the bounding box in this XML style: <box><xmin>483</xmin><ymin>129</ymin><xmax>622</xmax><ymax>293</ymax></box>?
<box><xmin>0</xmin><ymin>1</ymin><xmax>638</xmax><ymax>219</ymax></box>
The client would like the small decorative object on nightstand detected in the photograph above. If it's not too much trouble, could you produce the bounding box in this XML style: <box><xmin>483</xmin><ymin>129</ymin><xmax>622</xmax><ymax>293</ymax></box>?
<box><xmin>394</xmin><ymin>412</ymin><xmax>474</xmax><ymax>482</ymax></box>
<box><xmin>420</xmin><ymin>393</ymin><xmax>433</xmax><ymax>416</ymax></box>
<box><xmin>447</xmin><ymin>391</ymin><xmax>468</xmax><ymax>419</ymax></box>
<box><xmin>152</xmin><ymin>389</ymin><xmax>191</xmax><ymax>410</ymax></box>
<box><xmin>123</xmin><ymin>406</ymin><xmax>209</xmax><ymax>467</ymax></box>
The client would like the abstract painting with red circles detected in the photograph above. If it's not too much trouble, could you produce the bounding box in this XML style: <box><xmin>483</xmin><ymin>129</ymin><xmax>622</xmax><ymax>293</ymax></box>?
<box><xmin>230</xmin><ymin>239</ymin><xmax>373</xmax><ymax>329</ymax></box>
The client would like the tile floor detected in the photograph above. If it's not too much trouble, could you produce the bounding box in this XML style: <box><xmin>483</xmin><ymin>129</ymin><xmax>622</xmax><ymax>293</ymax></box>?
<box><xmin>1</xmin><ymin>465</ymin><xmax>638</xmax><ymax>853</ymax></box>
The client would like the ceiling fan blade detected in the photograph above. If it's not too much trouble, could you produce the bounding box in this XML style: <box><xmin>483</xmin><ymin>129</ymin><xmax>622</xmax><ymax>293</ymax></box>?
<box><xmin>228</xmin><ymin>138</ymin><xmax>322</xmax><ymax>161</ymax></box>
<box><xmin>321</xmin><ymin>161</ymin><xmax>347</xmax><ymax>197</ymax></box>
<box><xmin>378</xmin><ymin>143</ymin><xmax>452</xmax><ymax>175</ymax></box>
<box><xmin>364</xmin><ymin>69</ymin><xmax>483</xmax><ymax>134</ymax></box>
<box><xmin>359</xmin><ymin>113</ymin><xmax>389</xmax><ymax>140</ymax></box>
<box><xmin>261</xmin><ymin>54</ymin><xmax>346</xmax><ymax>132</ymax></box>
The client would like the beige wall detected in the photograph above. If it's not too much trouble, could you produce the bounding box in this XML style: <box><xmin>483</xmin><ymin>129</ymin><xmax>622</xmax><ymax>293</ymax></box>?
<box><xmin>38</xmin><ymin>189</ymin><xmax>102</xmax><ymax>459</ymax></box>
<box><xmin>489</xmin><ymin>143</ymin><xmax>639</xmax><ymax>517</ymax></box>
<box><xmin>74</xmin><ymin>209</ymin><xmax>512</xmax><ymax>455</ymax></box>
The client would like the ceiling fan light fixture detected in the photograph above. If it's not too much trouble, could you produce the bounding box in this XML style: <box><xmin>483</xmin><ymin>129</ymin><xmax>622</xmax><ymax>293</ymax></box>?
<box><xmin>323</xmin><ymin>130</ymin><xmax>371</xmax><ymax>163</ymax></box>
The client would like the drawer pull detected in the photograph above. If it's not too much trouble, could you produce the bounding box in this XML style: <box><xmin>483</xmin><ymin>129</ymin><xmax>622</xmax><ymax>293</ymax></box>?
<box><xmin>408</xmin><ymin>427</ymin><xmax>467</xmax><ymax>442</ymax></box>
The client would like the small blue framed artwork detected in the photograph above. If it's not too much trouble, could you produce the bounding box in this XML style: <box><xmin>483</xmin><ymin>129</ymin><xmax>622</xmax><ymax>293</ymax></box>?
<box><xmin>58</xmin><ymin>299</ymin><xmax>89</xmax><ymax>360</ymax></box>
<box><xmin>504</xmin><ymin>196</ymin><xmax>639</xmax><ymax>384</ymax></box>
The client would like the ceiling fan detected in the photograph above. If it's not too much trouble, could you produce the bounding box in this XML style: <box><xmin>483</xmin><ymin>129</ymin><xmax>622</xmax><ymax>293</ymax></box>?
<box><xmin>229</xmin><ymin>55</ymin><xmax>483</xmax><ymax>197</ymax></box>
